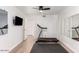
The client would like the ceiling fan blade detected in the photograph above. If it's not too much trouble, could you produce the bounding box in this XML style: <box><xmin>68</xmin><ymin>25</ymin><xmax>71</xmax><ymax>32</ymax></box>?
<box><xmin>43</xmin><ymin>8</ymin><xmax>50</xmax><ymax>10</ymax></box>
<box><xmin>33</xmin><ymin>6</ymin><xmax>50</xmax><ymax>11</ymax></box>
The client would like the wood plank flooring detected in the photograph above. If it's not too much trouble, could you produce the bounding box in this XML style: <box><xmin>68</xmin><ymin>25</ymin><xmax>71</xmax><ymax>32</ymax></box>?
<box><xmin>10</xmin><ymin>38</ymin><xmax>68</xmax><ymax>53</ymax></box>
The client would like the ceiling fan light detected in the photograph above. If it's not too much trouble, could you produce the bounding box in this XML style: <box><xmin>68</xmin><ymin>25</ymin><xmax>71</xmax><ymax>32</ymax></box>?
<box><xmin>39</xmin><ymin>10</ymin><xmax>43</xmax><ymax>13</ymax></box>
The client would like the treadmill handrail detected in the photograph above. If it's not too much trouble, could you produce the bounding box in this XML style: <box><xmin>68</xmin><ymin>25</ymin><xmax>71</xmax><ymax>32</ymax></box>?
<box><xmin>37</xmin><ymin>24</ymin><xmax>47</xmax><ymax>29</ymax></box>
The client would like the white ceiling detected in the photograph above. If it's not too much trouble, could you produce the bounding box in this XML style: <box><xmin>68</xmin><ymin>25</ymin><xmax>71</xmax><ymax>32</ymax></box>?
<box><xmin>17</xmin><ymin>6</ymin><xmax>68</xmax><ymax>15</ymax></box>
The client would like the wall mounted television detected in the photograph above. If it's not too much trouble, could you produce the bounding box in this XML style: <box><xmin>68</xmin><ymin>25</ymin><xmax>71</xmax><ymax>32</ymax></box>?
<box><xmin>13</xmin><ymin>16</ymin><xmax>23</xmax><ymax>26</ymax></box>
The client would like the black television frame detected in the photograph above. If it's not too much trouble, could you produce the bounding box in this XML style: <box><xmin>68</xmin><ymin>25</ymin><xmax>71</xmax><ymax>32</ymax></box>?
<box><xmin>13</xmin><ymin>16</ymin><xmax>23</xmax><ymax>26</ymax></box>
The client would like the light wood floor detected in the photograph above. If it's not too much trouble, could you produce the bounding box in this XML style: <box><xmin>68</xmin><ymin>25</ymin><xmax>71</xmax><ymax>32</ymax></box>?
<box><xmin>10</xmin><ymin>40</ymin><xmax>28</xmax><ymax>53</ymax></box>
<box><xmin>10</xmin><ymin>35</ymin><xmax>35</xmax><ymax>53</ymax></box>
<box><xmin>10</xmin><ymin>37</ymin><xmax>68</xmax><ymax>53</ymax></box>
<box><xmin>15</xmin><ymin>40</ymin><xmax>27</xmax><ymax>53</ymax></box>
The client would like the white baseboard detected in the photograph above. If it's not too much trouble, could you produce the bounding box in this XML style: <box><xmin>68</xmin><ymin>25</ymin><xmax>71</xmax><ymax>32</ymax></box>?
<box><xmin>9</xmin><ymin>40</ymin><xmax>24</xmax><ymax>53</ymax></box>
<box><xmin>58</xmin><ymin>41</ymin><xmax>74</xmax><ymax>53</ymax></box>
<box><xmin>9</xmin><ymin>35</ymin><xmax>36</xmax><ymax>53</ymax></box>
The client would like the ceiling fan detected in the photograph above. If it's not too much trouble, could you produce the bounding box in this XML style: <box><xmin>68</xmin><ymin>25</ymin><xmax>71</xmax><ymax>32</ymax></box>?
<box><xmin>33</xmin><ymin>6</ymin><xmax>50</xmax><ymax>17</ymax></box>
<box><xmin>39</xmin><ymin>6</ymin><xmax>50</xmax><ymax>10</ymax></box>
<box><xmin>33</xmin><ymin>6</ymin><xmax>50</xmax><ymax>11</ymax></box>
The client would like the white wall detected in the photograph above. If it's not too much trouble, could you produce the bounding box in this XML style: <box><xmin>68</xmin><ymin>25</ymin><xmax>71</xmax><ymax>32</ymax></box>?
<box><xmin>25</xmin><ymin>15</ymin><xmax>58</xmax><ymax>39</ymax></box>
<box><xmin>0</xmin><ymin>6</ymin><xmax>25</xmax><ymax>53</ymax></box>
<box><xmin>58</xmin><ymin>6</ymin><xmax>79</xmax><ymax>52</ymax></box>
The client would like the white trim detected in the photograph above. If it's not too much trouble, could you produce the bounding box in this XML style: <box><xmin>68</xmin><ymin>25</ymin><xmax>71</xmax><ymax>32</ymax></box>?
<box><xmin>9</xmin><ymin>40</ymin><xmax>24</xmax><ymax>53</ymax></box>
<box><xmin>58</xmin><ymin>41</ymin><xmax>74</xmax><ymax>53</ymax></box>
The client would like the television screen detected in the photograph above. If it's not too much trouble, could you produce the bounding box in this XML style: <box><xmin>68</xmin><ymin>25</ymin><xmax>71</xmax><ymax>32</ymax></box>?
<box><xmin>13</xmin><ymin>16</ymin><xmax>23</xmax><ymax>26</ymax></box>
